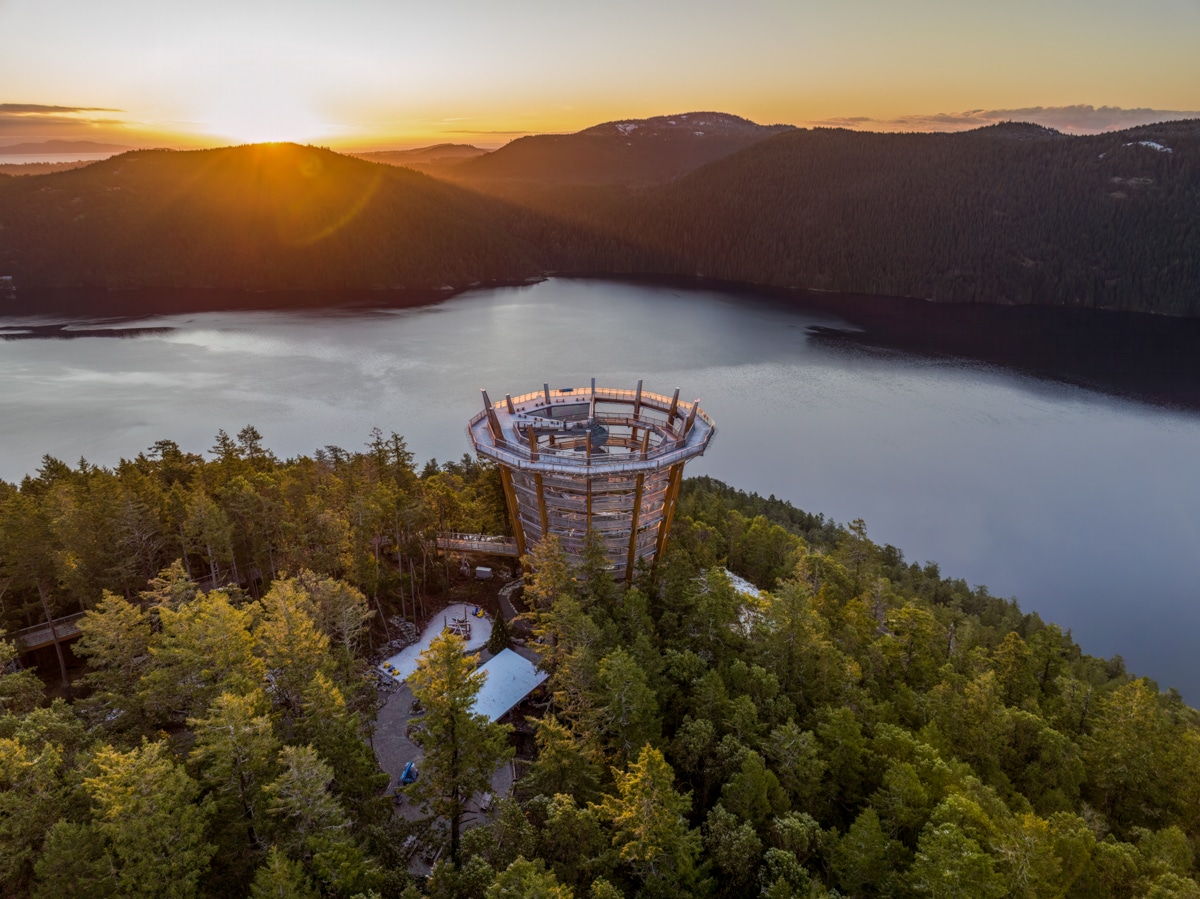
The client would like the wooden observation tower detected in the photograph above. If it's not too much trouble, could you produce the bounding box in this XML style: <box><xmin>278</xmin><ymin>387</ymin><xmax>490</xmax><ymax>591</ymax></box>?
<box><xmin>467</xmin><ymin>379</ymin><xmax>716</xmax><ymax>581</ymax></box>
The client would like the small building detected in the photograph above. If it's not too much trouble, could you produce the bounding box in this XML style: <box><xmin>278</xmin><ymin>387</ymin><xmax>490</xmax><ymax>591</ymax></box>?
<box><xmin>471</xmin><ymin>649</ymin><xmax>548</xmax><ymax>722</ymax></box>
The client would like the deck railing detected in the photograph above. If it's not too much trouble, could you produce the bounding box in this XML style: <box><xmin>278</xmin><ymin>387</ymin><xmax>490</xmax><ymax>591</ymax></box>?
<box><xmin>468</xmin><ymin>385</ymin><xmax>714</xmax><ymax>474</ymax></box>
<box><xmin>9</xmin><ymin>612</ymin><xmax>86</xmax><ymax>652</ymax></box>
<box><xmin>434</xmin><ymin>533</ymin><xmax>520</xmax><ymax>556</ymax></box>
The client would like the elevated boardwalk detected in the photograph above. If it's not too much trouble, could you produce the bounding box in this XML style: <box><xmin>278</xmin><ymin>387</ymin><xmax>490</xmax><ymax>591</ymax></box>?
<box><xmin>8</xmin><ymin>612</ymin><xmax>85</xmax><ymax>652</ymax></box>
<box><xmin>6</xmin><ymin>567</ymin><xmax>249</xmax><ymax>656</ymax></box>
<box><xmin>435</xmin><ymin>532</ymin><xmax>520</xmax><ymax>557</ymax></box>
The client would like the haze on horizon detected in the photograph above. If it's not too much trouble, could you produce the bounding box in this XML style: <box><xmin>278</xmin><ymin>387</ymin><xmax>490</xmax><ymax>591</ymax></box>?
<box><xmin>2</xmin><ymin>0</ymin><xmax>1199</xmax><ymax>150</ymax></box>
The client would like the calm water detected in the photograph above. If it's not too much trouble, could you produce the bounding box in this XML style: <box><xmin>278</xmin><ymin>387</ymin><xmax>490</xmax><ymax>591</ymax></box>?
<box><xmin>3</xmin><ymin>279</ymin><xmax>1200</xmax><ymax>697</ymax></box>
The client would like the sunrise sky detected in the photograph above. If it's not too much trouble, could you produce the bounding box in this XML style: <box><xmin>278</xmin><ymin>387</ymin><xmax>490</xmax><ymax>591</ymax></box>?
<box><xmin>2</xmin><ymin>0</ymin><xmax>1199</xmax><ymax>151</ymax></box>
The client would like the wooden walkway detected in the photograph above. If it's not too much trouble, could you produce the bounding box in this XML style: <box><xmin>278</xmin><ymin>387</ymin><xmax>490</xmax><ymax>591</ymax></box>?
<box><xmin>9</xmin><ymin>612</ymin><xmax>85</xmax><ymax>652</ymax></box>
<box><xmin>435</xmin><ymin>532</ymin><xmax>520</xmax><ymax>557</ymax></box>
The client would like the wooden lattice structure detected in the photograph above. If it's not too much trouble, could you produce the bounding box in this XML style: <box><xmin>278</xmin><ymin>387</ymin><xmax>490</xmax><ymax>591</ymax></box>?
<box><xmin>468</xmin><ymin>380</ymin><xmax>716</xmax><ymax>581</ymax></box>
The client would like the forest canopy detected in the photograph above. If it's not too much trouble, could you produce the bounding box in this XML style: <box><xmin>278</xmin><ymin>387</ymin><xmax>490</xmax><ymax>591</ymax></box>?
<box><xmin>2</xmin><ymin>432</ymin><xmax>1199</xmax><ymax>897</ymax></box>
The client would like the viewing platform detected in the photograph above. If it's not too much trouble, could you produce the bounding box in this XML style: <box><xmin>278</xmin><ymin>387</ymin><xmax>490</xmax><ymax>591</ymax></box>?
<box><xmin>467</xmin><ymin>379</ymin><xmax>716</xmax><ymax>581</ymax></box>
<box><xmin>8</xmin><ymin>612</ymin><xmax>84</xmax><ymax>652</ymax></box>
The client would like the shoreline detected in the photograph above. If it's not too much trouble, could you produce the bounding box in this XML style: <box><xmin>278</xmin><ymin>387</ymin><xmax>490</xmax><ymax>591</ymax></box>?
<box><xmin>2</xmin><ymin>269</ymin><xmax>1195</xmax><ymax>320</ymax></box>
<box><xmin>4</xmin><ymin>273</ymin><xmax>1200</xmax><ymax>412</ymax></box>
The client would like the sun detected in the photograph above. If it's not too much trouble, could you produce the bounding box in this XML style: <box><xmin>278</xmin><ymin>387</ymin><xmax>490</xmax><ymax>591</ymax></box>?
<box><xmin>199</xmin><ymin>88</ymin><xmax>334</xmax><ymax>145</ymax></box>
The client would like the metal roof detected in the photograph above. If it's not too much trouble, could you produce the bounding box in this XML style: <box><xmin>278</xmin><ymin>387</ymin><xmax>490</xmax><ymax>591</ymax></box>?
<box><xmin>471</xmin><ymin>649</ymin><xmax>548</xmax><ymax>722</ymax></box>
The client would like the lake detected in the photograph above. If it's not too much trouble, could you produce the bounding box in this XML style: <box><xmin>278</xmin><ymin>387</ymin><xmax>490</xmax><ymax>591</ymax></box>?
<box><xmin>3</xmin><ymin>278</ymin><xmax>1199</xmax><ymax>698</ymax></box>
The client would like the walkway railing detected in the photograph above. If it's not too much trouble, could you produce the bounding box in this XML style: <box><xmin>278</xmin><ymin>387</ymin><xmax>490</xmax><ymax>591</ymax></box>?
<box><xmin>8</xmin><ymin>612</ymin><xmax>85</xmax><ymax>652</ymax></box>
<box><xmin>435</xmin><ymin>533</ymin><xmax>520</xmax><ymax>557</ymax></box>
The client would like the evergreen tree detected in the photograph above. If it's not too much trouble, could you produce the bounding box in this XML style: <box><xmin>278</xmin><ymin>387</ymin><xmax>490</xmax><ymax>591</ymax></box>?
<box><xmin>250</xmin><ymin>846</ymin><xmax>321</xmax><ymax>899</ymax></box>
<box><xmin>263</xmin><ymin>744</ymin><xmax>377</xmax><ymax>895</ymax></box>
<box><xmin>82</xmin><ymin>741</ymin><xmax>216</xmax><ymax>899</ymax></box>
<box><xmin>486</xmin><ymin>856</ymin><xmax>574</xmax><ymax>899</ymax></box>
<box><xmin>188</xmin><ymin>689</ymin><xmax>280</xmax><ymax>842</ymax></box>
<box><xmin>596</xmin><ymin>744</ymin><xmax>701</xmax><ymax>895</ymax></box>
<box><xmin>487</xmin><ymin>612</ymin><xmax>510</xmax><ymax>655</ymax></box>
<box><xmin>409</xmin><ymin>631</ymin><xmax>514</xmax><ymax>865</ymax></box>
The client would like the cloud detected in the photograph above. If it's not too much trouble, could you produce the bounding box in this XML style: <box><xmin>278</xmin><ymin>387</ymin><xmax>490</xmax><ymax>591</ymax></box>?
<box><xmin>0</xmin><ymin>103</ymin><xmax>122</xmax><ymax>114</ymax></box>
<box><xmin>804</xmin><ymin>105</ymin><xmax>1200</xmax><ymax>135</ymax></box>
<box><xmin>0</xmin><ymin>102</ymin><xmax>133</xmax><ymax>144</ymax></box>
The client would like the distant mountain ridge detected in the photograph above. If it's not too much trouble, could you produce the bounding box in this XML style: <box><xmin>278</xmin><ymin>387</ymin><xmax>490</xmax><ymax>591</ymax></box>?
<box><xmin>349</xmin><ymin>143</ymin><xmax>488</xmax><ymax>174</ymax></box>
<box><xmin>0</xmin><ymin>139</ymin><xmax>133</xmax><ymax>155</ymax></box>
<box><xmin>542</xmin><ymin>120</ymin><xmax>1200</xmax><ymax>315</ymax></box>
<box><xmin>445</xmin><ymin>111</ymin><xmax>793</xmax><ymax>185</ymax></box>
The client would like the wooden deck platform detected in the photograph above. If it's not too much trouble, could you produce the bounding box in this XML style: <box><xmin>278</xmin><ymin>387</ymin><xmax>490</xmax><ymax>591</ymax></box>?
<box><xmin>435</xmin><ymin>532</ymin><xmax>520</xmax><ymax>557</ymax></box>
<box><xmin>8</xmin><ymin>612</ymin><xmax>85</xmax><ymax>652</ymax></box>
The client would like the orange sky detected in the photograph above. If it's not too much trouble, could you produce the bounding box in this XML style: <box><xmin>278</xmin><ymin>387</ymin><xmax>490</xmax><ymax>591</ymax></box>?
<box><xmin>2</xmin><ymin>0</ymin><xmax>1199</xmax><ymax>151</ymax></box>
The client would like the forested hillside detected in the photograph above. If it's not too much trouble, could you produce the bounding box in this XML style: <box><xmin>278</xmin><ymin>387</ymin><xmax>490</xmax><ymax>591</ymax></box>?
<box><xmin>517</xmin><ymin>122</ymin><xmax>1200</xmax><ymax>316</ymax></box>
<box><xmin>2</xmin><ymin>120</ymin><xmax>1198</xmax><ymax>315</ymax></box>
<box><xmin>3</xmin><ymin>432</ymin><xmax>1200</xmax><ymax>897</ymax></box>
<box><xmin>0</xmin><ymin>143</ymin><xmax>545</xmax><ymax>291</ymax></box>
<box><xmin>0</xmin><ymin>161</ymin><xmax>95</xmax><ymax>177</ymax></box>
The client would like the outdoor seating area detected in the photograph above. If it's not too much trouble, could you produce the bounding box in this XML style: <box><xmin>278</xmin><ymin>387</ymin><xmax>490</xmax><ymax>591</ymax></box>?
<box><xmin>377</xmin><ymin>604</ymin><xmax>494</xmax><ymax>683</ymax></box>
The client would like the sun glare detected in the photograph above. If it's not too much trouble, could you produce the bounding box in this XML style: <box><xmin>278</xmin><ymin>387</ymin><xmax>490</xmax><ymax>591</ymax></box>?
<box><xmin>200</xmin><ymin>90</ymin><xmax>333</xmax><ymax>145</ymax></box>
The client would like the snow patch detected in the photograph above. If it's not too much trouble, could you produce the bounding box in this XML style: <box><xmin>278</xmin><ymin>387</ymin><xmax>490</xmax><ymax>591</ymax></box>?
<box><xmin>1124</xmin><ymin>140</ymin><xmax>1172</xmax><ymax>153</ymax></box>
<box><xmin>725</xmin><ymin>569</ymin><xmax>765</xmax><ymax>637</ymax></box>
<box><xmin>725</xmin><ymin>569</ymin><xmax>762</xmax><ymax>599</ymax></box>
<box><xmin>615</xmin><ymin>122</ymin><xmax>639</xmax><ymax>135</ymax></box>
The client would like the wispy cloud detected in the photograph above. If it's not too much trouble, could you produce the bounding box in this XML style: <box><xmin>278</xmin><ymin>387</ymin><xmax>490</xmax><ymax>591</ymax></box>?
<box><xmin>0</xmin><ymin>102</ymin><xmax>133</xmax><ymax>144</ymax></box>
<box><xmin>0</xmin><ymin>103</ymin><xmax>122</xmax><ymax>114</ymax></box>
<box><xmin>804</xmin><ymin>105</ymin><xmax>1200</xmax><ymax>135</ymax></box>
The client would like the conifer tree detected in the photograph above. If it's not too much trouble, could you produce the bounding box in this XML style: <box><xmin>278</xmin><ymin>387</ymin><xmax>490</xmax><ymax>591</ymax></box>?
<box><xmin>83</xmin><ymin>741</ymin><xmax>216</xmax><ymax>898</ymax></box>
<box><xmin>487</xmin><ymin>611</ymin><xmax>510</xmax><ymax>655</ymax></box>
<box><xmin>409</xmin><ymin>631</ymin><xmax>514</xmax><ymax>865</ymax></box>
<box><xmin>596</xmin><ymin>744</ymin><xmax>701</xmax><ymax>894</ymax></box>
<box><xmin>487</xmin><ymin>856</ymin><xmax>574</xmax><ymax>898</ymax></box>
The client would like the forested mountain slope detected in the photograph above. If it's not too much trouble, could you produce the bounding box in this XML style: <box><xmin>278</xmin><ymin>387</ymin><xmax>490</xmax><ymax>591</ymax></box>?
<box><xmin>3</xmin><ymin>433</ymin><xmax>1200</xmax><ymax>897</ymax></box>
<box><xmin>531</xmin><ymin>121</ymin><xmax>1200</xmax><ymax>315</ymax></box>
<box><xmin>0</xmin><ymin>143</ymin><xmax>545</xmax><ymax>290</ymax></box>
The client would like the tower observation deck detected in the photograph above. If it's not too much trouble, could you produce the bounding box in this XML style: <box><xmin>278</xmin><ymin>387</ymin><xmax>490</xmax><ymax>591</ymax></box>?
<box><xmin>468</xmin><ymin>380</ymin><xmax>716</xmax><ymax>581</ymax></box>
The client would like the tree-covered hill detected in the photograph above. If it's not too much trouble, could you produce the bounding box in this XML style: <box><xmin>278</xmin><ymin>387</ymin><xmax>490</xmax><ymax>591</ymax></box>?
<box><xmin>525</xmin><ymin>121</ymin><xmax>1200</xmax><ymax>316</ymax></box>
<box><xmin>0</xmin><ymin>143</ymin><xmax>545</xmax><ymax>291</ymax></box>
<box><xmin>3</xmin><ymin>431</ymin><xmax>1200</xmax><ymax>897</ymax></box>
